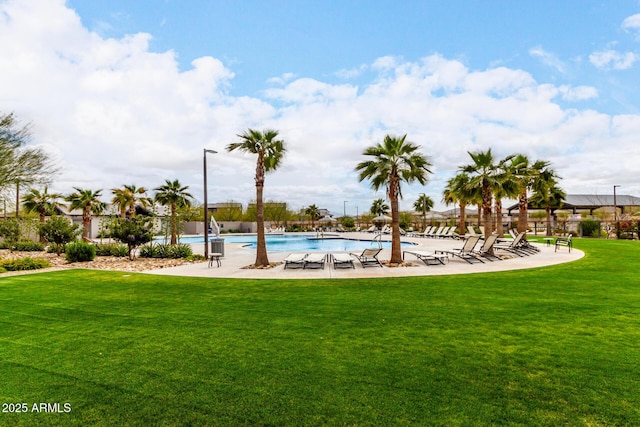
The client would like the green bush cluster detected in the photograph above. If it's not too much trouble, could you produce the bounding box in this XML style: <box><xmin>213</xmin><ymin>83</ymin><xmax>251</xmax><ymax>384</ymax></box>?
<box><xmin>12</xmin><ymin>241</ymin><xmax>46</xmax><ymax>252</ymax></box>
<box><xmin>95</xmin><ymin>243</ymin><xmax>129</xmax><ymax>257</ymax></box>
<box><xmin>0</xmin><ymin>241</ymin><xmax>11</xmax><ymax>249</ymax></box>
<box><xmin>139</xmin><ymin>243</ymin><xmax>193</xmax><ymax>259</ymax></box>
<box><xmin>0</xmin><ymin>257</ymin><xmax>51</xmax><ymax>271</ymax></box>
<box><xmin>65</xmin><ymin>242</ymin><xmax>96</xmax><ymax>262</ymax></box>
<box><xmin>580</xmin><ymin>219</ymin><xmax>601</xmax><ymax>237</ymax></box>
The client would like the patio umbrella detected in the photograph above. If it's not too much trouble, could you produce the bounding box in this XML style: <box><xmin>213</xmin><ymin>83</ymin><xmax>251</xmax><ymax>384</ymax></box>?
<box><xmin>372</xmin><ymin>214</ymin><xmax>392</xmax><ymax>222</ymax></box>
<box><xmin>318</xmin><ymin>216</ymin><xmax>335</xmax><ymax>223</ymax></box>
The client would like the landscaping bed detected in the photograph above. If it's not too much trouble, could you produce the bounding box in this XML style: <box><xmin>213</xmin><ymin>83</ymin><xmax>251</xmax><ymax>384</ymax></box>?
<box><xmin>0</xmin><ymin>249</ymin><xmax>199</xmax><ymax>274</ymax></box>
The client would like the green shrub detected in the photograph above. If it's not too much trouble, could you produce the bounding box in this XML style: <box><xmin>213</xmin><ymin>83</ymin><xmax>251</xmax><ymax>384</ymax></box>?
<box><xmin>65</xmin><ymin>242</ymin><xmax>96</xmax><ymax>262</ymax></box>
<box><xmin>109</xmin><ymin>216</ymin><xmax>154</xmax><ymax>260</ymax></box>
<box><xmin>168</xmin><ymin>243</ymin><xmax>193</xmax><ymax>259</ymax></box>
<box><xmin>0</xmin><ymin>218</ymin><xmax>20</xmax><ymax>245</ymax></box>
<box><xmin>139</xmin><ymin>243</ymin><xmax>157</xmax><ymax>258</ymax></box>
<box><xmin>12</xmin><ymin>241</ymin><xmax>45</xmax><ymax>252</ymax></box>
<box><xmin>0</xmin><ymin>266</ymin><xmax>6</xmax><ymax>273</ymax></box>
<box><xmin>580</xmin><ymin>219</ymin><xmax>600</xmax><ymax>237</ymax></box>
<box><xmin>0</xmin><ymin>241</ymin><xmax>11</xmax><ymax>249</ymax></box>
<box><xmin>139</xmin><ymin>243</ymin><xmax>193</xmax><ymax>259</ymax></box>
<box><xmin>39</xmin><ymin>216</ymin><xmax>81</xmax><ymax>255</ymax></box>
<box><xmin>95</xmin><ymin>243</ymin><xmax>129</xmax><ymax>257</ymax></box>
<box><xmin>0</xmin><ymin>257</ymin><xmax>51</xmax><ymax>271</ymax></box>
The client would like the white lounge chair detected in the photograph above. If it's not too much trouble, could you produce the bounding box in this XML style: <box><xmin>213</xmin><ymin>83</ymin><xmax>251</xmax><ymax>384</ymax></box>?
<box><xmin>331</xmin><ymin>253</ymin><xmax>355</xmax><ymax>269</ymax></box>
<box><xmin>284</xmin><ymin>253</ymin><xmax>306</xmax><ymax>269</ymax></box>
<box><xmin>303</xmin><ymin>253</ymin><xmax>327</xmax><ymax>269</ymax></box>
<box><xmin>402</xmin><ymin>250</ymin><xmax>448</xmax><ymax>265</ymax></box>
<box><xmin>436</xmin><ymin>235</ymin><xmax>484</xmax><ymax>264</ymax></box>
<box><xmin>350</xmin><ymin>248</ymin><xmax>383</xmax><ymax>268</ymax></box>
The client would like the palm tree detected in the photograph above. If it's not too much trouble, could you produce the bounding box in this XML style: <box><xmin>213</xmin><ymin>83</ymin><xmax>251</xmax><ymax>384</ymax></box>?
<box><xmin>356</xmin><ymin>134</ymin><xmax>432</xmax><ymax>264</ymax></box>
<box><xmin>459</xmin><ymin>149</ymin><xmax>503</xmax><ymax>239</ymax></box>
<box><xmin>530</xmin><ymin>169</ymin><xmax>566</xmax><ymax>236</ymax></box>
<box><xmin>370</xmin><ymin>198</ymin><xmax>390</xmax><ymax>216</ymax></box>
<box><xmin>153</xmin><ymin>179</ymin><xmax>193</xmax><ymax>245</ymax></box>
<box><xmin>509</xmin><ymin>154</ymin><xmax>551</xmax><ymax>233</ymax></box>
<box><xmin>304</xmin><ymin>204</ymin><xmax>321</xmax><ymax>230</ymax></box>
<box><xmin>492</xmin><ymin>155</ymin><xmax>519</xmax><ymax>237</ymax></box>
<box><xmin>112</xmin><ymin>184</ymin><xmax>151</xmax><ymax>218</ymax></box>
<box><xmin>413</xmin><ymin>194</ymin><xmax>434</xmax><ymax>232</ymax></box>
<box><xmin>443</xmin><ymin>173</ymin><xmax>476</xmax><ymax>235</ymax></box>
<box><xmin>22</xmin><ymin>186</ymin><xmax>65</xmax><ymax>242</ymax></box>
<box><xmin>65</xmin><ymin>188</ymin><xmax>106</xmax><ymax>241</ymax></box>
<box><xmin>111</xmin><ymin>187</ymin><xmax>130</xmax><ymax>218</ymax></box>
<box><xmin>227</xmin><ymin>128</ymin><xmax>286</xmax><ymax>267</ymax></box>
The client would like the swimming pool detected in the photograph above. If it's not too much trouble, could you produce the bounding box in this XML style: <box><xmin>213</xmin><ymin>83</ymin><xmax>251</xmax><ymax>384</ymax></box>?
<box><xmin>169</xmin><ymin>234</ymin><xmax>415</xmax><ymax>252</ymax></box>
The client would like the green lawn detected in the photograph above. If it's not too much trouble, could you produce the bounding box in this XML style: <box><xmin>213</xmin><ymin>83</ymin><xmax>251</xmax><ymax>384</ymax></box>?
<box><xmin>1</xmin><ymin>239</ymin><xmax>639</xmax><ymax>426</ymax></box>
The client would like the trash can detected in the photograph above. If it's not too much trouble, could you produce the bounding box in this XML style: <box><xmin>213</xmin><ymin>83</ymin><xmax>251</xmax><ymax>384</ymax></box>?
<box><xmin>210</xmin><ymin>238</ymin><xmax>225</xmax><ymax>257</ymax></box>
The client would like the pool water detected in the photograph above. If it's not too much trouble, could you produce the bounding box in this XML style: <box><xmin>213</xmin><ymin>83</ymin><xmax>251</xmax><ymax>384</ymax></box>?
<box><xmin>170</xmin><ymin>234</ymin><xmax>414</xmax><ymax>252</ymax></box>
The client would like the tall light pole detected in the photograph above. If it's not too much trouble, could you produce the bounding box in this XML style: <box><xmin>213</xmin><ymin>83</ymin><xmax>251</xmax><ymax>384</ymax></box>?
<box><xmin>203</xmin><ymin>148</ymin><xmax>218</xmax><ymax>259</ymax></box>
<box><xmin>614</xmin><ymin>185</ymin><xmax>620</xmax><ymax>237</ymax></box>
<box><xmin>343</xmin><ymin>201</ymin><xmax>347</xmax><ymax>218</ymax></box>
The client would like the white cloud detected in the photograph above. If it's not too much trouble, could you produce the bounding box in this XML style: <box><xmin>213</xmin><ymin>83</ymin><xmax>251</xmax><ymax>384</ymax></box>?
<box><xmin>558</xmin><ymin>85</ymin><xmax>598</xmax><ymax>101</ymax></box>
<box><xmin>589</xmin><ymin>50</ymin><xmax>638</xmax><ymax>70</ymax></box>
<box><xmin>622</xmin><ymin>13</ymin><xmax>640</xmax><ymax>38</ymax></box>
<box><xmin>1</xmin><ymin>0</ymin><xmax>639</xmax><ymax>214</ymax></box>
<box><xmin>529</xmin><ymin>46</ymin><xmax>566</xmax><ymax>73</ymax></box>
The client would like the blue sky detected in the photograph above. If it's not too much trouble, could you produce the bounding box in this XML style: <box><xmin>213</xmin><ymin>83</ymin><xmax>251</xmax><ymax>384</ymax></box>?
<box><xmin>2</xmin><ymin>0</ymin><xmax>640</xmax><ymax>215</ymax></box>
<box><xmin>69</xmin><ymin>0</ymin><xmax>640</xmax><ymax>112</ymax></box>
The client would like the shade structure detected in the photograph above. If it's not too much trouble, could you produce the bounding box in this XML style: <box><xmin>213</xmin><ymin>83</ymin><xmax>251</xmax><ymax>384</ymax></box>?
<box><xmin>318</xmin><ymin>216</ymin><xmax>335</xmax><ymax>223</ymax></box>
<box><xmin>372</xmin><ymin>214</ymin><xmax>392</xmax><ymax>222</ymax></box>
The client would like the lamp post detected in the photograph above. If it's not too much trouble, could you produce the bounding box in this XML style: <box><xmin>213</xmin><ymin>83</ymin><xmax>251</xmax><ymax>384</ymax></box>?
<box><xmin>343</xmin><ymin>201</ymin><xmax>347</xmax><ymax>218</ymax></box>
<box><xmin>613</xmin><ymin>185</ymin><xmax>620</xmax><ymax>237</ymax></box>
<box><xmin>203</xmin><ymin>148</ymin><xmax>218</xmax><ymax>259</ymax></box>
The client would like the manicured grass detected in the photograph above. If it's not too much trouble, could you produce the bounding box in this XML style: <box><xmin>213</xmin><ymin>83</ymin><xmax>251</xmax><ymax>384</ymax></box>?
<box><xmin>1</xmin><ymin>239</ymin><xmax>639</xmax><ymax>426</ymax></box>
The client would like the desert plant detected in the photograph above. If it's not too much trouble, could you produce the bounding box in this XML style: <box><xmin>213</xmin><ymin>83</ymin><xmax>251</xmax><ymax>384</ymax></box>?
<box><xmin>0</xmin><ymin>257</ymin><xmax>51</xmax><ymax>271</ymax></box>
<box><xmin>0</xmin><ymin>218</ymin><xmax>21</xmax><ymax>247</ymax></box>
<box><xmin>580</xmin><ymin>219</ymin><xmax>601</xmax><ymax>237</ymax></box>
<box><xmin>95</xmin><ymin>243</ymin><xmax>129</xmax><ymax>257</ymax></box>
<box><xmin>65</xmin><ymin>242</ymin><xmax>96</xmax><ymax>262</ymax></box>
<box><xmin>109</xmin><ymin>215</ymin><xmax>154</xmax><ymax>260</ymax></box>
<box><xmin>12</xmin><ymin>240</ymin><xmax>45</xmax><ymax>251</ymax></box>
<box><xmin>38</xmin><ymin>216</ymin><xmax>81</xmax><ymax>255</ymax></box>
<box><xmin>139</xmin><ymin>242</ymin><xmax>192</xmax><ymax>259</ymax></box>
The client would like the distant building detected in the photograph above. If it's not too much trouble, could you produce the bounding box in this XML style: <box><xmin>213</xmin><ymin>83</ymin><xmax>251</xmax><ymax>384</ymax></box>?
<box><xmin>507</xmin><ymin>194</ymin><xmax>640</xmax><ymax>215</ymax></box>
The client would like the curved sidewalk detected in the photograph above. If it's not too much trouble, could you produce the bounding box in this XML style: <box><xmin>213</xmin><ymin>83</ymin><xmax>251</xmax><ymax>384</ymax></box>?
<box><xmin>146</xmin><ymin>232</ymin><xmax>583</xmax><ymax>279</ymax></box>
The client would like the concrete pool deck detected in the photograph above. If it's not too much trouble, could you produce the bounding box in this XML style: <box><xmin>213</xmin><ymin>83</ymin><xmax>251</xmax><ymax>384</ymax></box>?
<box><xmin>145</xmin><ymin>232</ymin><xmax>583</xmax><ymax>279</ymax></box>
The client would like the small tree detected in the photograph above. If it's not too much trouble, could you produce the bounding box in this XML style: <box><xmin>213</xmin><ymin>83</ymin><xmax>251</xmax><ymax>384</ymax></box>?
<box><xmin>109</xmin><ymin>215</ymin><xmax>154</xmax><ymax>260</ymax></box>
<box><xmin>0</xmin><ymin>218</ymin><xmax>21</xmax><ymax>248</ymax></box>
<box><xmin>38</xmin><ymin>216</ymin><xmax>81</xmax><ymax>255</ymax></box>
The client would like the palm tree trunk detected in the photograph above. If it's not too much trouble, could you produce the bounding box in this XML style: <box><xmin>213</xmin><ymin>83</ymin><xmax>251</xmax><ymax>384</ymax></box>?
<box><xmin>82</xmin><ymin>208</ymin><xmax>90</xmax><ymax>241</ymax></box>
<box><xmin>255</xmin><ymin>153</ymin><xmax>269</xmax><ymax>267</ymax></box>
<box><xmin>459</xmin><ymin>203</ymin><xmax>466</xmax><ymax>235</ymax></box>
<box><xmin>39</xmin><ymin>211</ymin><xmax>46</xmax><ymax>243</ymax></box>
<box><xmin>495</xmin><ymin>198</ymin><xmax>504</xmax><ymax>237</ymax></box>
<box><xmin>170</xmin><ymin>203</ymin><xmax>177</xmax><ymax>245</ymax></box>
<box><xmin>390</xmin><ymin>196</ymin><xmax>402</xmax><ymax>264</ymax></box>
<box><xmin>518</xmin><ymin>190</ymin><xmax>528</xmax><ymax>233</ymax></box>
<box><xmin>546</xmin><ymin>206</ymin><xmax>552</xmax><ymax>236</ymax></box>
<box><xmin>482</xmin><ymin>184</ymin><xmax>492</xmax><ymax>239</ymax></box>
<box><xmin>255</xmin><ymin>183</ymin><xmax>269</xmax><ymax>266</ymax></box>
